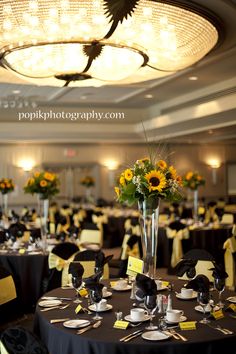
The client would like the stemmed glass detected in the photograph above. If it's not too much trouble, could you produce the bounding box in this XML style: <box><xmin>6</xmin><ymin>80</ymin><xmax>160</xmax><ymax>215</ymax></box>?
<box><xmin>90</xmin><ymin>289</ymin><xmax>103</xmax><ymax>320</ymax></box>
<box><xmin>197</xmin><ymin>291</ymin><xmax>210</xmax><ymax>324</ymax></box>
<box><xmin>72</xmin><ymin>276</ymin><xmax>82</xmax><ymax>304</ymax></box>
<box><xmin>144</xmin><ymin>295</ymin><xmax>158</xmax><ymax>330</ymax></box>
<box><xmin>214</xmin><ymin>278</ymin><xmax>225</xmax><ymax>308</ymax></box>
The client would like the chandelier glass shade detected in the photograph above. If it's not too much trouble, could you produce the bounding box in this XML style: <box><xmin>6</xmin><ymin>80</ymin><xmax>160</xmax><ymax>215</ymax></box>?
<box><xmin>0</xmin><ymin>0</ymin><xmax>219</xmax><ymax>86</ymax></box>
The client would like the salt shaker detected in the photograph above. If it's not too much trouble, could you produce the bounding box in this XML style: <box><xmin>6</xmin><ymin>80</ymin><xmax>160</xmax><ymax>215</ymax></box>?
<box><xmin>167</xmin><ymin>294</ymin><xmax>172</xmax><ymax>311</ymax></box>
<box><xmin>158</xmin><ymin>295</ymin><xmax>164</xmax><ymax>314</ymax></box>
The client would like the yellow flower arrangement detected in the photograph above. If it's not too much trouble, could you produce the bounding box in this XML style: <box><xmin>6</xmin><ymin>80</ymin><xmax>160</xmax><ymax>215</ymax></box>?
<box><xmin>182</xmin><ymin>171</ymin><xmax>205</xmax><ymax>190</ymax></box>
<box><xmin>80</xmin><ymin>176</ymin><xmax>95</xmax><ymax>187</ymax></box>
<box><xmin>0</xmin><ymin>178</ymin><xmax>14</xmax><ymax>194</ymax></box>
<box><xmin>115</xmin><ymin>157</ymin><xmax>182</xmax><ymax>205</ymax></box>
<box><xmin>24</xmin><ymin>171</ymin><xmax>59</xmax><ymax>198</ymax></box>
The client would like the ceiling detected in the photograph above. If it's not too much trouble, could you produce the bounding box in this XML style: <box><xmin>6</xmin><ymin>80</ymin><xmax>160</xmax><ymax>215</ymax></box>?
<box><xmin>0</xmin><ymin>0</ymin><xmax>236</xmax><ymax>145</ymax></box>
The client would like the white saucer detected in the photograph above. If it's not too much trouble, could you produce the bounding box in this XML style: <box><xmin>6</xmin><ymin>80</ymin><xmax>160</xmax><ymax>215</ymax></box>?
<box><xmin>227</xmin><ymin>296</ymin><xmax>236</xmax><ymax>304</ymax></box>
<box><xmin>176</xmin><ymin>292</ymin><xmax>197</xmax><ymax>300</ymax></box>
<box><xmin>102</xmin><ymin>291</ymin><xmax>112</xmax><ymax>298</ymax></box>
<box><xmin>111</xmin><ymin>285</ymin><xmax>132</xmax><ymax>292</ymax></box>
<box><xmin>195</xmin><ymin>305</ymin><xmax>212</xmax><ymax>313</ymax></box>
<box><xmin>88</xmin><ymin>304</ymin><xmax>113</xmax><ymax>312</ymax></box>
<box><xmin>124</xmin><ymin>314</ymin><xmax>151</xmax><ymax>323</ymax></box>
<box><xmin>63</xmin><ymin>319</ymin><xmax>90</xmax><ymax>329</ymax></box>
<box><xmin>38</xmin><ymin>300</ymin><xmax>62</xmax><ymax>307</ymax></box>
<box><xmin>142</xmin><ymin>331</ymin><xmax>171</xmax><ymax>341</ymax></box>
<box><xmin>164</xmin><ymin>315</ymin><xmax>187</xmax><ymax>324</ymax></box>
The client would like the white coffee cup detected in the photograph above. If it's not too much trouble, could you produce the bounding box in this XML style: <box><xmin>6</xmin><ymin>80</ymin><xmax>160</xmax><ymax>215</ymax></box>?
<box><xmin>155</xmin><ymin>280</ymin><xmax>162</xmax><ymax>290</ymax></box>
<box><xmin>166</xmin><ymin>309</ymin><xmax>184</xmax><ymax>322</ymax></box>
<box><xmin>102</xmin><ymin>286</ymin><xmax>108</xmax><ymax>296</ymax></box>
<box><xmin>130</xmin><ymin>308</ymin><xmax>148</xmax><ymax>321</ymax></box>
<box><xmin>115</xmin><ymin>280</ymin><xmax>127</xmax><ymax>289</ymax></box>
<box><xmin>181</xmin><ymin>288</ymin><xmax>193</xmax><ymax>298</ymax></box>
<box><xmin>97</xmin><ymin>299</ymin><xmax>107</xmax><ymax>311</ymax></box>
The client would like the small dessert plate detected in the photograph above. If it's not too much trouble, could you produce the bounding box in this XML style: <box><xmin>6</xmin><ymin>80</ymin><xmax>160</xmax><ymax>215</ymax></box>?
<box><xmin>176</xmin><ymin>292</ymin><xmax>197</xmax><ymax>300</ymax></box>
<box><xmin>142</xmin><ymin>331</ymin><xmax>171</xmax><ymax>341</ymax></box>
<box><xmin>88</xmin><ymin>304</ymin><xmax>113</xmax><ymax>312</ymax></box>
<box><xmin>38</xmin><ymin>300</ymin><xmax>62</xmax><ymax>307</ymax></box>
<box><xmin>63</xmin><ymin>319</ymin><xmax>90</xmax><ymax>329</ymax></box>
<box><xmin>124</xmin><ymin>314</ymin><xmax>150</xmax><ymax>323</ymax></box>
<box><xmin>164</xmin><ymin>316</ymin><xmax>187</xmax><ymax>324</ymax></box>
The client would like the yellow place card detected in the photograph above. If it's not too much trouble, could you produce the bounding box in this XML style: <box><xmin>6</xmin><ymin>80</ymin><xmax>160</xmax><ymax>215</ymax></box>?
<box><xmin>161</xmin><ymin>281</ymin><xmax>170</xmax><ymax>287</ymax></box>
<box><xmin>75</xmin><ymin>304</ymin><xmax>82</xmax><ymax>314</ymax></box>
<box><xmin>110</xmin><ymin>281</ymin><xmax>117</xmax><ymax>288</ymax></box>
<box><xmin>229</xmin><ymin>304</ymin><xmax>236</xmax><ymax>313</ymax></box>
<box><xmin>212</xmin><ymin>309</ymin><xmax>224</xmax><ymax>320</ymax></box>
<box><xmin>126</xmin><ymin>256</ymin><xmax>143</xmax><ymax>277</ymax></box>
<box><xmin>179</xmin><ymin>321</ymin><xmax>197</xmax><ymax>330</ymax></box>
<box><xmin>79</xmin><ymin>289</ymin><xmax>88</xmax><ymax>297</ymax></box>
<box><xmin>19</xmin><ymin>249</ymin><xmax>26</xmax><ymax>254</ymax></box>
<box><xmin>113</xmin><ymin>320</ymin><xmax>129</xmax><ymax>330</ymax></box>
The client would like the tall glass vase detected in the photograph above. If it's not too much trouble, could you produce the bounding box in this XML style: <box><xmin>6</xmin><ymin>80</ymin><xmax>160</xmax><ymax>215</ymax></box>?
<box><xmin>193</xmin><ymin>189</ymin><xmax>198</xmax><ymax>222</ymax></box>
<box><xmin>37</xmin><ymin>195</ymin><xmax>49</xmax><ymax>251</ymax></box>
<box><xmin>2</xmin><ymin>193</ymin><xmax>8</xmax><ymax>217</ymax></box>
<box><xmin>138</xmin><ymin>198</ymin><xmax>160</xmax><ymax>279</ymax></box>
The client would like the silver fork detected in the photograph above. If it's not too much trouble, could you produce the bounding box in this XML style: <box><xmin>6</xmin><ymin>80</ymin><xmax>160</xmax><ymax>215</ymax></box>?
<box><xmin>40</xmin><ymin>304</ymin><xmax>70</xmax><ymax>312</ymax></box>
<box><xmin>216</xmin><ymin>325</ymin><xmax>233</xmax><ymax>335</ymax></box>
<box><xmin>206</xmin><ymin>323</ymin><xmax>229</xmax><ymax>335</ymax></box>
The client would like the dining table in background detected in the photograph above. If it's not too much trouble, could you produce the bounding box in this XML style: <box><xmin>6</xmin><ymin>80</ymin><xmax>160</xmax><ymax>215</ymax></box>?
<box><xmin>34</xmin><ymin>279</ymin><xmax>236</xmax><ymax>354</ymax></box>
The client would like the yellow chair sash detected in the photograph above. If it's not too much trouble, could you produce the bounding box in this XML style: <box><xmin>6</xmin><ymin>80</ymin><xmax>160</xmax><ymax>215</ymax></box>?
<box><xmin>166</xmin><ymin>227</ymin><xmax>189</xmax><ymax>268</ymax></box>
<box><xmin>0</xmin><ymin>275</ymin><xmax>17</xmax><ymax>306</ymax></box>
<box><xmin>48</xmin><ymin>251</ymin><xmax>79</xmax><ymax>286</ymax></box>
<box><xmin>124</xmin><ymin>220</ymin><xmax>140</xmax><ymax>236</ymax></box>
<box><xmin>0</xmin><ymin>341</ymin><xmax>9</xmax><ymax>354</ymax></box>
<box><xmin>120</xmin><ymin>234</ymin><xmax>140</xmax><ymax>260</ymax></box>
<box><xmin>223</xmin><ymin>237</ymin><xmax>236</xmax><ymax>289</ymax></box>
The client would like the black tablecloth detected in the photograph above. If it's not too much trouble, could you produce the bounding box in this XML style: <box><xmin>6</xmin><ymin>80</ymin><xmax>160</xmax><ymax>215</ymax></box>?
<box><xmin>34</xmin><ymin>280</ymin><xmax>236</xmax><ymax>354</ymax></box>
<box><xmin>0</xmin><ymin>250</ymin><xmax>48</xmax><ymax>312</ymax></box>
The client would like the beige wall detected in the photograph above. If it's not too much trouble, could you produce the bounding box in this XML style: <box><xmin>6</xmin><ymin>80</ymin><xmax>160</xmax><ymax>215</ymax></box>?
<box><xmin>0</xmin><ymin>142</ymin><xmax>235</xmax><ymax>208</ymax></box>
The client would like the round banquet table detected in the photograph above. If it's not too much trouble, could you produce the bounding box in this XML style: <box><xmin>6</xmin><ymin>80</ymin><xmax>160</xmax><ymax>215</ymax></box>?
<box><xmin>34</xmin><ymin>280</ymin><xmax>236</xmax><ymax>354</ymax></box>
<box><xmin>0</xmin><ymin>248</ymin><xmax>48</xmax><ymax>312</ymax></box>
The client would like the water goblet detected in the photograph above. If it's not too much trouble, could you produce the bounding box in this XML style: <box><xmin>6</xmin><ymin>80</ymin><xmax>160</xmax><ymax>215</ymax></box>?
<box><xmin>90</xmin><ymin>289</ymin><xmax>103</xmax><ymax>320</ymax></box>
<box><xmin>144</xmin><ymin>295</ymin><xmax>158</xmax><ymax>330</ymax></box>
<box><xmin>72</xmin><ymin>276</ymin><xmax>82</xmax><ymax>304</ymax></box>
<box><xmin>214</xmin><ymin>278</ymin><xmax>225</xmax><ymax>308</ymax></box>
<box><xmin>197</xmin><ymin>291</ymin><xmax>210</xmax><ymax>324</ymax></box>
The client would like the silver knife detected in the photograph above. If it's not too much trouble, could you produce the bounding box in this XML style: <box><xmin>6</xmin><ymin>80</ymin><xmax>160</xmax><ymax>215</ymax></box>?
<box><xmin>123</xmin><ymin>331</ymin><xmax>143</xmax><ymax>342</ymax></box>
<box><xmin>50</xmin><ymin>318</ymin><xmax>70</xmax><ymax>324</ymax></box>
<box><xmin>120</xmin><ymin>330</ymin><xmax>143</xmax><ymax>342</ymax></box>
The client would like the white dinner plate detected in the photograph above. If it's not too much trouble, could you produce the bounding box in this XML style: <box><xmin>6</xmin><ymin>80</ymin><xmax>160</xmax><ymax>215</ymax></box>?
<box><xmin>227</xmin><ymin>296</ymin><xmax>236</xmax><ymax>304</ymax></box>
<box><xmin>38</xmin><ymin>300</ymin><xmax>62</xmax><ymax>307</ymax></box>
<box><xmin>88</xmin><ymin>304</ymin><xmax>113</xmax><ymax>312</ymax></box>
<box><xmin>63</xmin><ymin>319</ymin><xmax>90</xmax><ymax>329</ymax></box>
<box><xmin>164</xmin><ymin>315</ymin><xmax>187</xmax><ymax>324</ymax></box>
<box><xmin>142</xmin><ymin>331</ymin><xmax>171</xmax><ymax>341</ymax></box>
<box><xmin>102</xmin><ymin>291</ymin><xmax>112</xmax><ymax>298</ymax></box>
<box><xmin>28</xmin><ymin>251</ymin><xmax>42</xmax><ymax>255</ymax></box>
<box><xmin>176</xmin><ymin>292</ymin><xmax>197</xmax><ymax>300</ymax></box>
<box><xmin>111</xmin><ymin>285</ymin><xmax>132</xmax><ymax>292</ymax></box>
<box><xmin>0</xmin><ymin>250</ymin><xmax>8</xmax><ymax>253</ymax></box>
<box><xmin>194</xmin><ymin>305</ymin><xmax>212</xmax><ymax>313</ymax></box>
<box><xmin>124</xmin><ymin>314</ymin><xmax>151</xmax><ymax>323</ymax></box>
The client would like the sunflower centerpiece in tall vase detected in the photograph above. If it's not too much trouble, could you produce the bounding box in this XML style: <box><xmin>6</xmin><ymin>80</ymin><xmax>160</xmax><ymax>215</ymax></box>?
<box><xmin>80</xmin><ymin>176</ymin><xmax>95</xmax><ymax>203</ymax></box>
<box><xmin>0</xmin><ymin>178</ymin><xmax>15</xmax><ymax>217</ymax></box>
<box><xmin>115</xmin><ymin>157</ymin><xmax>182</xmax><ymax>278</ymax></box>
<box><xmin>182</xmin><ymin>171</ymin><xmax>205</xmax><ymax>222</ymax></box>
<box><xmin>24</xmin><ymin>171</ymin><xmax>59</xmax><ymax>239</ymax></box>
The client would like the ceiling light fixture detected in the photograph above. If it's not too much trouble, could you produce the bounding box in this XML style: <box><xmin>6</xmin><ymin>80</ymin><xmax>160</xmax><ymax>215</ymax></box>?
<box><xmin>188</xmin><ymin>76</ymin><xmax>198</xmax><ymax>81</ymax></box>
<box><xmin>0</xmin><ymin>1</ymin><xmax>220</xmax><ymax>87</ymax></box>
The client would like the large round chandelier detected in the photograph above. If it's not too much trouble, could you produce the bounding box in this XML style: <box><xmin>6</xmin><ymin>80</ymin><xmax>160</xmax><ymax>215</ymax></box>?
<box><xmin>0</xmin><ymin>0</ymin><xmax>219</xmax><ymax>86</ymax></box>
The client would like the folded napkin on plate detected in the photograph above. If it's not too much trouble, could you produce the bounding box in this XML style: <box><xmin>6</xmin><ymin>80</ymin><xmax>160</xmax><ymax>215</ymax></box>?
<box><xmin>84</xmin><ymin>271</ymin><xmax>103</xmax><ymax>286</ymax></box>
<box><xmin>174</xmin><ymin>259</ymin><xmax>198</xmax><ymax>278</ymax></box>
<box><xmin>209</xmin><ymin>262</ymin><xmax>228</xmax><ymax>279</ymax></box>
<box><xmin>136</xmin><ymin>274</ymin><xmax>157</xmax><ymax>296</ymax></box>
<box><xmin>95</xmin><ymin>251</ymin><xmax>113</xmax><ymax>269</ymax></box>
<box><xmin>186</xmin><ymin>274</ymin><xmax>210</xmax><ymax>292</ymax></box>
<box><xmin>68</xmin><ymin>262</ymin><xmax>84</xmax><ymax>278</ymax></box>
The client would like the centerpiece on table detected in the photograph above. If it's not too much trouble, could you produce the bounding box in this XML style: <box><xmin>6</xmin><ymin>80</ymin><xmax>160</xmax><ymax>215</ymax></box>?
<box><xmin>182</xmin><ymin>171</ymin><xmax>205</xmax><ymax>221</ymax></box>
<box><xmin>115</xmin><ymin>157</ymin><xmax>182</xmax><ymax>278</ymax></box>
<box><xmin>0</xmin><ymin>178</ymin><xmax>15</xmax><ymax>216</ymax></box>
<box><xmin>80</xmin><ymin>176</ymin><xmax>95</xmax><ymax>202</ymax></box>
<box><xmin>24</xmin><ymin>171</ymin><xmax>59</xmax><ymax>235</ymax></box>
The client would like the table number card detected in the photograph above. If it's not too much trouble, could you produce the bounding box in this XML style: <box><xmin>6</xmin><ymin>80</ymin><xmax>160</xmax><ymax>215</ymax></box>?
<box><xmin>19</xmin><ymin>249</ymin><xmax>26</xmax><ymax>254</ymax></box>
<box><xmin>212</xmin><ymin>309</ymin><xmax>224</xmax><ymax>320</ymax></box>
<box><xmin>161</xmin><ymin>281</ymin><xmax>170</xmax><ymax>287</ymax></box>
<box><xmin>179</xmin><ymin>321</ymin><xmax>197</xmax><ymax>330</ymax></box>
<box><xmin>75</xmin><ymin>304</ymin><xmax>82</xmax><ymax>314</ymax></box>
<box><xmin>126</xmin><ymin>256</ymin><xmax>144</xmax><ymax>277</ymax></box>
<box><xmin>113</xmin><ymin>320</ymin><xmax>129</xmax><ymax>330</ymax></box>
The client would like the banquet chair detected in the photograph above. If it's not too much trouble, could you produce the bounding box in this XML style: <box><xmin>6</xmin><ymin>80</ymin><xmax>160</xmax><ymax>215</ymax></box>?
<box><xmin>73</xmin><ymin>250</ymin><xmax>109</xmax><ymax>279</ymax></box>
<box><xmin>79</xmin><ymin>227</ymin><xmax>103</xmax><ymax>248</ymax></box>
<box><xmin>0</xmin><ymin>327</ymin><xmax>49</xmax><ymax>354</ymax></box>
<box><xmin>221</xmin><ymin>213</ymin><xmax>234</xmax><ymax>224</ymax></box>
<box><xmin>46</xmin><ymin>242</ymin><xmax>79</xmax><ymax>291</ymax></box>
<box><xmin>223</xmin><ymin>227</ymin><xmax>236</xmax><ymax>290</ymax></box>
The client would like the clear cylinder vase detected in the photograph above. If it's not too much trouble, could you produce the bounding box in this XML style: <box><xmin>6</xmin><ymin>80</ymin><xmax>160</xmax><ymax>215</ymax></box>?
<box><xmin>37</xmin><ymin>195</ymin><xmax>49</xmax><ymax>251</ymax></box>
<box><xmin>193</xmin><ymin>189</ymin><xmax>198</xmax><ymax>221</ymax></box>
<box><xmin>2</xmin><ymin>193</ymin><xmax>8</xmax><ymax>217</ymax></box>
<box><xmin>138</xmin><ymin>198</ymin><xmax>160</xmax><ymax>279</ymax></box>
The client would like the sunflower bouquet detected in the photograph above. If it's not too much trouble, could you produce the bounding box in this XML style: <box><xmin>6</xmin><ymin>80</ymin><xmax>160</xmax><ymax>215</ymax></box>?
<box><xmin>24</xmin><ymin>171</ymin><xmax>59</xmax><ymax>199</ymax></box>
<box><xmin>0</xmin><ymin>178</ymin><xmax>15</xmax><ymax>194</ymax></box>
<box><xmin>182</xmin><ymin>171</ymin><xmax>205</xmax><ymax>190</ymax></box>
<box><xmin>115</xmin><ymin>158</ymin><xmax>182</xmax><ymax>206</ymax></box>
<box><xmin>80</xmin><ymin>176</ymin><xmax>95</xmax><ymax>187</ymax></box>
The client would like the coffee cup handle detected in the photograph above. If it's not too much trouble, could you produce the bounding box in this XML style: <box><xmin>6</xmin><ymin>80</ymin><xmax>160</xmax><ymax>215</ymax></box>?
<box><xmin>180</xmin><ymin>310</ymin><xmax>184</xmax><ymax>316</ymax></box>
<box><xmin>144</xmin><ymin>310</ymin><xmax>149</xmax><ymax>316</ymax></box>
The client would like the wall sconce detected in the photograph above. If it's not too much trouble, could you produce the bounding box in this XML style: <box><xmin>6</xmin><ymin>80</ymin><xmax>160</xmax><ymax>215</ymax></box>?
<box><xmin>18</xmin><ymin>159</ymin><xmax>35</xmax><ymax>172</ymax></box>
<box><xmin>207</xmin><ymin>158</ymin><xmax>221</xmax><ymax>185</ymax></box>
<box><xmin>103</xmin><ymin>160</ymin><xmax>119</xmax><ymax>187</ymax></box>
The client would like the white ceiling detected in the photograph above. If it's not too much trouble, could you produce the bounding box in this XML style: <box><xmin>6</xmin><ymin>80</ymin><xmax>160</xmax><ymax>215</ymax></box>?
<box><xmin>0</xmin><ymin>0</ymin><xmax>236</xmax><ymax>145</ymax></box>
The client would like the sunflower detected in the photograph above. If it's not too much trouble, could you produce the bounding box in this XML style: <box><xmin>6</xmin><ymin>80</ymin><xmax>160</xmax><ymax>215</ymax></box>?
<box><xmin>44</xmin><ymin>172</ymin><xmax>55</xmax><ymax>181</ymax></box>
<box><xmin>176</xmin><ymin>175</ymin><xmax>183</xmax><ymax>186</ymax></box>
<box><xmin>197</xmin><ymin>175</ymin><xmax>202</xmax><ymax>181</ymax></box>
<box><xmin>28</xmin><ymin>178</ymin><xmax>35</xmax><ymax>185</ymax></box>
<box><xmin>119</xmin><ymin>175</ymin><xmax>126</xmax><ymax>186</ymax></box>
<box><xmin>124</xmin><ymin>169</ymin><xmax>133</xmax><ymax>181</ymax></box>
<box><xmin>169</xmin><ymin>165</ymin><xmax>178</xmax><ymax>179</ymax></box>
<box><xmin>0</xmin><ymin>183</ymin><xmax>5</xmax><ymax>189</ymax></box>
<box><xmin>114</xmin><ymin>186</ymin><xmax>120</xmax><ymax>198</ymax></box>
<box><xmin>157</xmin><ymin>160</ymin><xmax>167</xmax><ymax>170</ymax></box>
<box><xmin>185</xmin><ymin>171</ymin><xmax>193</xmax><ymax>180</ymax></box>
<box><xmin>145</xmin><ymin>170</ymin><xmax>166</xmax><ymax>192</ymax></box>
<box><xmin>40</xmin><ymin>180</ymin><xmax>47</xmax><ymax>187</ymax></box>
<box><xmin>34</xmin><ymin>171</ymin><xmax>40</xmax><ymax>178</ymax></box>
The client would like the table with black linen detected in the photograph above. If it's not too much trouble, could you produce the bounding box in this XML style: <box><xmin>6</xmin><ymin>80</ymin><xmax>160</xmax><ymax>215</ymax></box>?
<box><xmin>34</xmin><ymin>279</ymin><xmax>236</xmax><ymax>354</ymax></box>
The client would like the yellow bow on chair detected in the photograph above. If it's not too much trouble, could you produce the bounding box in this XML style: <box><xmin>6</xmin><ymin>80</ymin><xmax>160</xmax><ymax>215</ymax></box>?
<box><xmin>166</xmin><ymin>227</ymin><xmax>189</xmax><ymax>268</ymax></box>
<box><xmin>0</xmin><ymin>275</ymin><xmax>17</xmax><ymax>306</ymax></box>
<box><xmin>48</xmin><ymin>252</ymin><xmax>79</xmax><ymax>286</ymax></box>
<box><xmin>223</xmin><ymin>236</ymin><xmax>236</xmax><ymax>290</ymax></box>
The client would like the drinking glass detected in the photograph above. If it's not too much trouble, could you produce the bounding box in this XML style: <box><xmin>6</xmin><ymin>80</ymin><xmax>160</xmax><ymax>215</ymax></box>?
<box><xmin>72</xmin><ymin>276</ymin><xmax>82</xmax><ymax>304</ymax></box>
<box><xmin>144</xmin><ymin>295</ymin><xmax>158</xmax><ymax>330</ymax></box>
<box><xmin>90</xmin><ymin>289</ymin><xmax>103</xmax><ymax>320</ymax></box>
<box><xmin>197</xmin><ymin>291</ymin><xmax>210</xmax><ymax>324</ymax></box>
<box><xmin>214</xmin><ymin>278</ymin><xmax>225</xmax><ymax>308</ymax></box>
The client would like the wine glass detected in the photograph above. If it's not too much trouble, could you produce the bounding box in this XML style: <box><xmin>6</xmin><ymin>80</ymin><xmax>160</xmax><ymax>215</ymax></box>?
<box><xmin>214</xmin><ymin>278</ymin><xmax>225</xmax><ymax>308</ymax></box>
<box><xmin>90</xmin><ymin>289</ymin><xmax>103</xmax><ymax>320</ymax></box>
<box><xmin>144</xmin><ymin>295</ymin><xmax>158</xmax><ymax>330</ymax></box>
<box><xmin>197</xmin><ymin>291</ymin><xmax>210</xmax><ymax>324</ymax></box>
<box><xmin>72</xmin><ymin>276</ymin><xmax>82</xmax><ymax>304</ymax></box>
